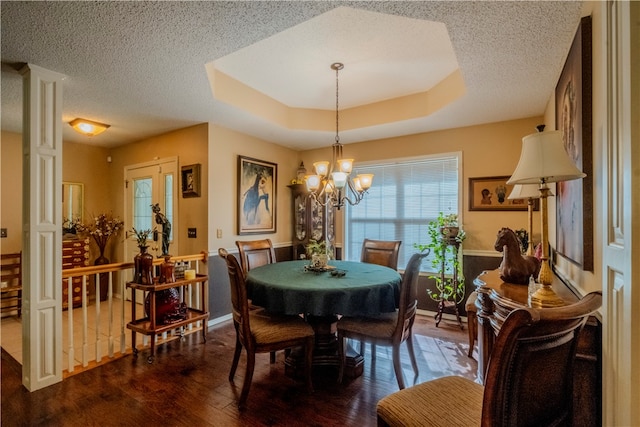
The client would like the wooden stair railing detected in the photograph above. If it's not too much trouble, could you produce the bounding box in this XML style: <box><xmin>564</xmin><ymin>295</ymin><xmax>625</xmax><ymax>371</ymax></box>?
<box><xmin>60</xmin><ymin>252</ymin><xmax>208</xmax><ymax>376</ymax></box>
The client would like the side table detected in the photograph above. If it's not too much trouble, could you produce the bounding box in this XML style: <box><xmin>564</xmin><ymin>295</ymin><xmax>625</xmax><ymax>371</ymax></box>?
<box><xmin>474</xmin><ymin>269</ymin><xmax>602</xmax><ymax>427</ymax></box>
<box><xmin>126</xmin><ymin>274</ymin><xmax>209</xmax><ymax>363</ymax></box>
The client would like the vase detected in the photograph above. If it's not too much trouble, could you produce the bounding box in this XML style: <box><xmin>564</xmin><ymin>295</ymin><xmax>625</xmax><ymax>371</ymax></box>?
<box><xmin>94</xmin><ymin>252</ymin><xmax>110</xmax><ymax>301</ymax></box>
<box><xmin>133</xmin><ymin>246</ymin><xmax>154</xmax><ymax>285</ymax></box>
<box><xmin>159</xmin><ymin>255</ymin><xmax>175</xmax><ymax>284</ymax></box>
<box><xmin>144</xmin><ymin>287</ymin><xmax>187</xmax><ymax>326</ymax></box>
<box><xmin>440</xmin><ymin>226</ymin><xmax>459</xmax><ymax>242</ymax></box>
<box><xmin>311</xmin><ymin>253</ymin><xmax>328</xmax><ymax>269</ymax></box>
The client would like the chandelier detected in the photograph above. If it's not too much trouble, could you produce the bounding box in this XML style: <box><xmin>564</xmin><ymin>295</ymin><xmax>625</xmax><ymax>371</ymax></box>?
<box><xmin>305</xmin><ymin>62</ymin><xmax>373</xmax><ymax>209</ymax></box>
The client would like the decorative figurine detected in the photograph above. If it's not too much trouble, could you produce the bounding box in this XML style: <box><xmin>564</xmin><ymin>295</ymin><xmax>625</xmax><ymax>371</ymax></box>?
<box><xmin>152</xmin><ymin>203</ymin><xmax>171</xmax><ymax>256</ymax></box>
<box><xmin>494</xmin><ymin>227</ymin><xmax>541</xmax><ymax>285</ymax></box>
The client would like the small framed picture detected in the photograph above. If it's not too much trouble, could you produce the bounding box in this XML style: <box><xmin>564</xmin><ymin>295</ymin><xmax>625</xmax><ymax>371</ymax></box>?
<box><xmin>181</xmin><ymin>164</ymin><xmax>201</xmax><ymax>198</ymax></box>
<box><xmin>468</xmin><ymin>175</ymin><xmax>538</xmax><ymax>211</ymax></box>
<box><xmin>238</xmin><ymin>155</ymin><xmax>277</xmax><ymax>235</ymax></box>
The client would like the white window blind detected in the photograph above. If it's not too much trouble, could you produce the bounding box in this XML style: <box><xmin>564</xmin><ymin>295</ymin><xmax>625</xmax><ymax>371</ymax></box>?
<box><xmin>345</xmin><ymin>153</ymin><xmax>461</xmax><ymax>272</ymax></box>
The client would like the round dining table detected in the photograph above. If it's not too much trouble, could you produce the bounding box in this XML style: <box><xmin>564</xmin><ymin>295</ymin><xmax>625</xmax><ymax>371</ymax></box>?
<box><xmin>246</xmin><ymin>260</ymin><xmax>402</xmax><ymax>378</ymax></box>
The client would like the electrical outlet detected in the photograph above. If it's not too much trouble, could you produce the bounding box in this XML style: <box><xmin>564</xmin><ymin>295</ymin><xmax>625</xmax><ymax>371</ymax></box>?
<box><xmin>216</xmin><ymin>229</ymin><xmax>222</xmax><ymax>238</ymax></box>
<box><xmin>0</xmin><ymin>228</ymin><xmax>6</xmax><ymax>238</ymax></box>
<box><xmin>187</xmin><ymin>228</ymin><xmax>197</xmax><ymax>238</ymax></box>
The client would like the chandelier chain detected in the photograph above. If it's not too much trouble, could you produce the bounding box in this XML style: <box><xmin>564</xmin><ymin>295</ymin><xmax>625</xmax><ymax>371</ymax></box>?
<box><xmin>335</xmin><ymin>64</ymin><xmax>340</xmax><ymax>144</ymax></box>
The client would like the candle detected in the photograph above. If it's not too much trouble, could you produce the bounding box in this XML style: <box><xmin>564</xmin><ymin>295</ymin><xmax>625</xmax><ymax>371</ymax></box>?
<box><xmin>184</xmin><ymin>269</ymin><xmax>196</xmax><ymax>280</ymax></box>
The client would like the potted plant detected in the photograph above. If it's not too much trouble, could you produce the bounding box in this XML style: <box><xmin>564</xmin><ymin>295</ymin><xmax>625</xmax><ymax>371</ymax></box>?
<box><xmin>131</xmin><ymin>227</ymin><xmax>155</xmax><ymax>284</ymax></box>
<box><xmin>414</xmin><ymin>212</ymin><xmax>466</xmax><ymax>305</ymax></box>
<box><xmin>306</xmin><ymin>239</ymin><xmax>332</xmax><ymax>268</ymax></box>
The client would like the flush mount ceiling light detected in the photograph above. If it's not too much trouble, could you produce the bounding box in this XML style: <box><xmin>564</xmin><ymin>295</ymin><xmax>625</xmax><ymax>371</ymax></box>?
<box><xmin>69</xmin><ymin>118</ymin><xmax>110</xmax><ymax>137</ymax></box>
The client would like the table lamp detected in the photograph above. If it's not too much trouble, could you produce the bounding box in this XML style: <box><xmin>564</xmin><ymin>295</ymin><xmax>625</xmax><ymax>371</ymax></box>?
<box><xmin>507</xmin><ymin>129</ymin><xmax>585</xmax><ymax>308</ymax></box>
<box><xmin>507</xmin><ymin>183</ymin><xmax>549</xmax><ymax>256</ymax></box>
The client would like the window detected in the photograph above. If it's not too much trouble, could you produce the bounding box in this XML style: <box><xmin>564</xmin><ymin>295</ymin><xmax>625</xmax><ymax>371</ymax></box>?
<box><xmin>345</xmin><ymin>153</ymin><xmax>461</xmax><ymax>272</ymax></box>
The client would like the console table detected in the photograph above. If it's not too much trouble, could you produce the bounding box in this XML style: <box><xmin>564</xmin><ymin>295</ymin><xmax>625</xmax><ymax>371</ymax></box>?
<box><xmin>474</xmin><ymin>269</ymin><xmax>601</xmax><ymax>427</ymax></box>
<box><xmin>126</xmin><ymin>274</ymin><xmax>209</xmax><ymax>363</ymax></box>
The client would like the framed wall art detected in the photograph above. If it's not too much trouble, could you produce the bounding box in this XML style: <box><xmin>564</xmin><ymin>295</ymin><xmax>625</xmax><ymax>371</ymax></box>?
<box><xmin>238</xmin><ymin>155</ymin><xmax>277</xmax><ymax>235</ymax></box>
<box><xmin>181</xmin><ymin>164</ymin><xmax>201</xmax><ymax>198</ymax></box>
<box><xmin>555</xmin><ymin>16</ymin><xmax>593</xmax><ymax>271</ymax></box>
<box><xmin>469</xmin><ymin>176</ymin><xmax>538</xmax><ymax>212</ymax></box>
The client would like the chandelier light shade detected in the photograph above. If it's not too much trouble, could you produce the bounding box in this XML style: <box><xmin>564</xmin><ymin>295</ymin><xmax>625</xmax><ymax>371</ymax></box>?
<box><xmin>69</xmin><ymin>118</ymin><xmax>110</xmax><ymax>137</ymax></box>
<box><xmin>507</xmin><ymin>129</ymin><xmax>586</xmax><ymax>308</ymax></box>
<box><xmin>305</xmin><ymin>63</ymin><xmax>373</xmax><ymax>209</ymax></box>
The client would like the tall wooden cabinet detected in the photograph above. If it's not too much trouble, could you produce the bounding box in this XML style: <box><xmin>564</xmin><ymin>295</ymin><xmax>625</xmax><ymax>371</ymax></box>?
<box><xmin>62</xmin><ymin>237</ymin><xmax>90</xmax><ymax>309</ymax></box>
<box><xmin>289</xmin><ymin>184</ymin><xmax>335</xmax><ymax>260</ymax></box>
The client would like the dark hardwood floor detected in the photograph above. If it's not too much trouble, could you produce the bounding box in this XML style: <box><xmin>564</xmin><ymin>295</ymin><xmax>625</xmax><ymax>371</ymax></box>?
<box><xmin>1</xmin><ymin>315</ymin><xmax>476</xmax><ymax>426</ymax></box>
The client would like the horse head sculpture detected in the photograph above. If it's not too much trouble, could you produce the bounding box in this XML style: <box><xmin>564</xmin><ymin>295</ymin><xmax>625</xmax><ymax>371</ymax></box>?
<box><xmin>494</xmin><ymin>227</ymin><xmax>541</xmax><ymax>285</ymax></box>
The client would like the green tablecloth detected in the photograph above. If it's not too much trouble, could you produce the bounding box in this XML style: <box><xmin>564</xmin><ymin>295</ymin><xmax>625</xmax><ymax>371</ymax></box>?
<box><xmin>246</xmin><ymin>260</ymin><xmax>401</xmax><ymax>317</ymax></box>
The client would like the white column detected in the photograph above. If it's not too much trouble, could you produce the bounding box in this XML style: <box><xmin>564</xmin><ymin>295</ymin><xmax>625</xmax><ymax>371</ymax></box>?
<box><xmin>601</xmin><ymin>1</ymin><xmax>640</xmax><ymax>425</ymax></box>
<box><xmin>20</xmin><ymin>63</ymin><xmax>66</xmax><ymax>391</ymax></box>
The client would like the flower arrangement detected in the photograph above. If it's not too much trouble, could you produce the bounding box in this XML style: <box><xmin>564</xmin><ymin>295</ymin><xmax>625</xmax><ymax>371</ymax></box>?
<box><xmin>76</xmin><ymin>213</ymin><xmax>125</xmax><ymax>257</ymax></box>
<box><xmin>130</xmin><ymin>226</ymin><xmax>154</xmax><ymax>248</ymax></box>
<box><xmin>63</xmin><ymin>216</ymin><xmax>83</xmax><ymax>234</ymax></box>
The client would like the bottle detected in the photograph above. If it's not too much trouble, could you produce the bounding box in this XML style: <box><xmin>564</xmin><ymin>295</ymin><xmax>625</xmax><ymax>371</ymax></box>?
<box><xmin>528</xmin><ymin>275</ymin><xmax>537</xmax><ymax>305</ymax></box>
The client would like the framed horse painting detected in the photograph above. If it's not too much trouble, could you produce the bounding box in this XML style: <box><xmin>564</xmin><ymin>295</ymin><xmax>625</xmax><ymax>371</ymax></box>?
<box><xmin>238</xmin><ymin>155</ymin><xmax>277</xmax><ymax>235</ymax></box>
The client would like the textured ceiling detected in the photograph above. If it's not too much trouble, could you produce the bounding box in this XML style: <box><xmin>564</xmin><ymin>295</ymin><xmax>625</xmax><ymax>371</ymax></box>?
<box><xmin>0</xmin><ymin>1</ymin><xmax>584</xmax><ymax>150</ymax></box>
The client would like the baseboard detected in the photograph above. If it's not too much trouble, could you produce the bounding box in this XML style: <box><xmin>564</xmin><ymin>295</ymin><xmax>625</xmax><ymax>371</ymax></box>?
<box><xmin>208</xmin><ymin>313</ymin><xmax>232</xmax><ymax>327</ymax></box>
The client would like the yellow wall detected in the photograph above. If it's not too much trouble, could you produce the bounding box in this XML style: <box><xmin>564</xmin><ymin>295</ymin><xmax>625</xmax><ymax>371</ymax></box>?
<box><xmin>109</xmin><ymin>124</ymin><xmax>209</xmax><ymax>261</ymax></box>
<box><xmin>63</xmin><ymin>141</ymin><xmax>112</xmax><ymax>216</ymax></box>
<box><xmin>1</xmin><ymin>132</ymin><xmax>112</xmax><ymax>255</ymax></box>
<box><xmin>208</xmin><ymin>125</ymin><xmax>300</xmax><ymax>251</ymax></box>
<box><xmin>300</xmin><ymin>116</ymin><xmax>544</xmax><ymax>255</ymax></box>
<box><xmin>1</xmin><ymin>124</ymin><xmax>209</xmax><ymax>263</ymax></box>
<box><xmin>1</xmin><ymin>131</ymin><xmax>22</xmax><ymax>253</ymax></box>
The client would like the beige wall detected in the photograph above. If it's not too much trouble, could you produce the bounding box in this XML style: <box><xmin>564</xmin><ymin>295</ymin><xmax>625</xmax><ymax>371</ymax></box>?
<box><xmin>208</xmin><ymin>125</ymin><xmax>300</xmax><ymax>252</ymax></box>
<box><xmin>109</xmin><ymin>124</ymin><xmax>209</xmax><ymax>261</ymax></box>
<box><xmin>300</xmin><ymin>116</ymin><xmax>544</xmax><ymax>255</ymax></box>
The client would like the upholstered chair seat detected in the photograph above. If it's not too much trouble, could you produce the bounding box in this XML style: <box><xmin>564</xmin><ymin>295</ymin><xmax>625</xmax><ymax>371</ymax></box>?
<box><xmin>377</xmin><ymin>376</ymin><xmax>484</xmax><ymax>427</ymax></box>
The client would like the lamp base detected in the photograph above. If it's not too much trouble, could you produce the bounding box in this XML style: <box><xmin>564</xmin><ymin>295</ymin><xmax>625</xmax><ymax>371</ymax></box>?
<box><xmin>530</xmin><ymin>284</ymin><xmax>565</xmax><ymax>308</ymax></box>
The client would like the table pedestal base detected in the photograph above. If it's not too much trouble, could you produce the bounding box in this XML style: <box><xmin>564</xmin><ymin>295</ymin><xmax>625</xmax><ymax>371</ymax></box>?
<box><xmin>284</xmin><ymin>315</ymin><xmax>364</xmax><ymax>379</ymax></box>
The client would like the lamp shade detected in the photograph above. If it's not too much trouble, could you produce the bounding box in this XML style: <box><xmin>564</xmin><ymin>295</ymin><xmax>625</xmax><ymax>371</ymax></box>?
<box><xmin>507</xmin><ymin>130</ymin><xmax>586</xmax><ymax>185</ymax></box>
<box><xmin>508</xmin><ymin>183</ymin><xmax>552</xmax><ymax>200</ymax></box>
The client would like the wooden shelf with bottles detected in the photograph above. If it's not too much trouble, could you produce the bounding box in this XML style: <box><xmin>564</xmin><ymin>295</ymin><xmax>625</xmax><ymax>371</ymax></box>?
<box><xmin>126</xmin><ymin>274</ymin><xmax>209</xmax><ymax>363</ymax></box>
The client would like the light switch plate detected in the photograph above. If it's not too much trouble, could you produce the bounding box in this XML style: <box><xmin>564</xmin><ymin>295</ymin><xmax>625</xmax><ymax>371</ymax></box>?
<box><xmin>0</xmin><ymin>228</ymin><xmax>6</xmax><ymax>238</ymax></box>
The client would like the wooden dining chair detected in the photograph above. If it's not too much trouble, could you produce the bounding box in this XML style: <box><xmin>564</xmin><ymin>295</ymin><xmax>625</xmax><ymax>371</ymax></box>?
<box><xmin>376</xmin><ymin>291</ymin><xmax>602</xmax><ymax>426</ymax></box>
<box><xmin>357</xmin><ymin>239</ymin><xmax>402</xmax><ymax>357</ymax></box>
<box><xmin>361</xmin><ymin>239</ymin><xmax>402</xmax><ymax>270</ymax></box>
<box><xmin>337</xmin><ymin>252</ymin><xmax>426</xmax><ymax>389</ymax></box>
<box><xmin>219</xmin><ymin>248</ymin><xmax>315</xmax><ymax>410</ymax></box>
<box><xmin>235</xmin><ymin>239</ymin><xmax>280</xmax><ymax>363</ymax></box>
<box><xmin>1</xmin><ymin>252</ymin><xmax>22</xmax><ymax>318</ymax></box>
<box><xmin>235</xmin><ymin>239</ymin><xmax>277</xmax><ymax>274</ymax></box>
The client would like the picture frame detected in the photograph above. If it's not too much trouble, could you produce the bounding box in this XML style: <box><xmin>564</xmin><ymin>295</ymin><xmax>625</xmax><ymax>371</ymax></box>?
<box><xmin>181</xmin><ymin>164</ymin><xmax>201</xmax><ymax>198</ymax></box>
<box><xmin>468</xmin><ymin>176</ymin><xmax>539</xmax><ymax>211</ymax></box>
<box><xmin>555</xmin><ymin>16</ymin><xmax>593</xmax><ymax>271</ymax></box>
<box><xmin>238</xmin><ymin>155</ymin><xmax>277</xmax><ymax>235</ymax></box>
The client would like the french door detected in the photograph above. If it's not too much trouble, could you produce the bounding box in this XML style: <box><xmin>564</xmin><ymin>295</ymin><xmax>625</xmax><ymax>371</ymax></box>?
<box><xmin>124</xmin><ymin>157</ymin><xmax>179</xmax><ymax>267</ymax></box>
